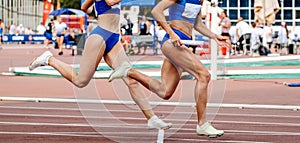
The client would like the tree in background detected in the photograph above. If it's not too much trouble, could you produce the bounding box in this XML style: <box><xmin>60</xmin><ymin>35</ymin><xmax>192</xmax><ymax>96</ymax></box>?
<box><xmin>51</xmin><ymin>0</ymin><xmax>81</xmax><ymax>10</ymax></box>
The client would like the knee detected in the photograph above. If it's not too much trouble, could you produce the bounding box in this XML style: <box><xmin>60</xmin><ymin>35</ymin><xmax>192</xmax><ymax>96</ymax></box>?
<box><xmin>74</xmin><ymin>79</ymin><xmax>90</xmax><ymax>88</ymax></box>
<box><xmin>163</xmin><ymin>92</ymin><xmax>172</xmax><ymax>100</ymax></box>
<box><xmin>194</xmin><ymin>70</ymin><xmax>211</xmax><ymax>84</ymax></box>
<box><xmin>157</xmin><ymin>84</ymin><xmax>173</xmax><ymax>100</ymax></box>
<box><xmin>127</xmin><ymin>78</ymin><xmax>140</xmax><ymax>88</ymax></box>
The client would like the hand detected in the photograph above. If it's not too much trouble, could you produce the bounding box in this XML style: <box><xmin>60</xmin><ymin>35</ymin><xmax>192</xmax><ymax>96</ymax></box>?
<box><xmin>169</xmin><ymin>32</ymin><xmax>183</xmax><ymax>47</ymax></box>
<box><xmin>214</xmin><ymin>35</ymin><xmax>231</xmax><ymax>49</ymax></box>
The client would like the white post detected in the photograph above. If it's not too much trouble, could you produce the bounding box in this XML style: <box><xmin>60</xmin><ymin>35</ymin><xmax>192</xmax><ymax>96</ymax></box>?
<box><xmin>292</xmin><ymin>0</ymin><xmax>296</xmax><ymax>31</ymax></box>
<box><xmin>209</xmin><ymin>0</ymin><xmax>219</xmax><ymax>80</ymax></box>
<box><xmin>281</xmin><ymin>0</ymin><xmax>284</xmax><ymax>22</ymax></box>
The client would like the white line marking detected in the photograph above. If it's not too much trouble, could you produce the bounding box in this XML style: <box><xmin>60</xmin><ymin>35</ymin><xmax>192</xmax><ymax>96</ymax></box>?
<box><xmin>0</xmin><ymin>131</ymin><xmax>101</xmax><ymax>137</ymax></box>
<box><xmin>0</xmin><ymin>97</ymin><xmax>299</xmax><ymax>110</ymax></box>
<box><xmin>0</xmin><ymin>105</ymin><xmax>299</xmax><ymax>119</ymax></box>
<box><xmin>10</xmin><ymin>66</ymin><xmax>300</xmax><ymax>78</ymax></box>
<box><xmin>0</xmin><ymin>132</ymin><xmax>273</xmax><ymax>143</ymax></box>
<box><xmin>157</xmin><ymin>129</ymin><xmax>164</xmax><ymax>143</ymax></box>
<box><xmin>167</xmin><ymin>137</ymin><xmax>272</xmax><ymax>143</ymax></box>
<box><xmin>225</xmin><ymin>130</ymin><xmax>300</xmax><ymax>136</ymax></box>
<box><xmin>0</xmin><ymin>112</ymin><xmax>300</xmax><ymax>127</ymax></box>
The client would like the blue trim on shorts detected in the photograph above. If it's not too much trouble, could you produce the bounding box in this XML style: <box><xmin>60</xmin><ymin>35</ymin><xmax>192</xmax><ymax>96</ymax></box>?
<box><xmin>161</xmin><ymin>28</ymin><xmax>191</xmax><ymax>47</ymax></box>
<box><xmin>89</xmin><ymin>26</ymin><xmax>120</xmax><ymax>55</ymax></box>
<box><xmin>57</xmin><ymin>34</ymin><xmax>64</xmax><ymax>37</ymax></box>
<box><xmin>44</xmin><ymin>32</ymin><xmax>52</xmax><ymax>40</ymax></box>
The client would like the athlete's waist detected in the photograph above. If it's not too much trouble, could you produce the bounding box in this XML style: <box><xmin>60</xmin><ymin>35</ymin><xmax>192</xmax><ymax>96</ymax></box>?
<box><xmin>97</xmin><ymin>15</ymin><xmax>120</xmax><ymax>33</ymax></box>
<box><xmin>170</xmin><ymin>22</ymin><xmax>193</xmax><ymax>38</ymax></box>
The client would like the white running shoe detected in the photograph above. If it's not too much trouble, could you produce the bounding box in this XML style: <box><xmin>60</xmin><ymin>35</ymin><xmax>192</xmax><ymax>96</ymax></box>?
<box><xmin>148</xmin><ymin>116</ymin><xmax>172</xmax><ymax>130</ymax></box>
<box><xmin>196</xmin><ymin>122</ymin><xmax>224</xmax><ymax>138</ymax></box>
<box><xmin>108</xmin><ymin>62</ymin><xmax>132</xmax><ymax>82</ymax></box>
<box><xmin>29</xmin><ymin>51</ymin><xmax>52</xmax><ymax>71</ymax></box>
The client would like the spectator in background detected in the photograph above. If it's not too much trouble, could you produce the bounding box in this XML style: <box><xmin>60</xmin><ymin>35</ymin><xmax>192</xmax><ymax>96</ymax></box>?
<box><xmin>16</xmin><ymin>24</ymin><xmax>25</xmax><ymax>34</ymax></box>
<box><xmin>136</xmin><ymin>16</ymin><xmax>149</xmax><ymax>55</ymax></box>
<box><xmin>276</xmin><ymin>22</ymin><xmax>289</xmax><ymax>53</ymax></box>
<box><xmin>236</xmin><ymin>17</ymin><xmax>252</xmax><ymax>55</ymax></box>
<box><xmin>121</xmin><ymin>33</ymin><xmax>131</xmax><ymax>55</ymax></box>
<box><xmin>139</xmin><ymin>16</ymin><xmax>148</xmax><ymax>35</ymax></box>
<box><xmin>9</xmin><ymin>23</ymin><xmax>17</xmax><ymax>34</ymax></box>
<box><xmin>218</xmin><ymin>11</ymin><xmax>231</xmax><ymax>58</ymax></box>
<box><xmin>122</xmin><ymin>13</ymin><xmax>133</xmax><ymax>35</ymax></box>
<box><xmin>64</xmin><ymin>27</ymin><xmax>76</xmax><ymax>48</ymax></box>
<box><xmin>0</xmin><ymin>19</ymin><xmax>5</xmax><ymax>47</ymax></box>
<box><xmin>25</xmin><ymin>26</ymin><xmax>34</xmax><ymax>44</ymax></box>
<box><xmin>250</xmin><ymin>22</ymin><xmax>261</xmax><ymax>55</ymax></box>
<box><xmin>25</xmin><ymin>26</ymin><xmax>34</xmax><ymax>35</ymax></box>
<box><xmin>54</xmin><ymin>17</ymin><xmax>67</xmax><ymax>55</ymax></box>
<box><xmin>44</xmin><ymin>19</ymin><xmax>54</xmax><ymax>49</ymax></box>
<box><xmin>37</xmin><ymin>22</ymin><xmax>46</xmax><ymax>35</ymax></box>
<box><xmin>229</xmin><ymin>25</ymin><xmax>238</xmax><ymax>55</ymax></box>
<box><xmin>264</xmin><ymin>22</ymin><xmax>274</xmax><ymax>50</ymax></box>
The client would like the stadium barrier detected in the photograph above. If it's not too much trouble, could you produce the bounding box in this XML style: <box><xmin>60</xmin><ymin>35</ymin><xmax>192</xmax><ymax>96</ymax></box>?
<box><xmin>2</xmin><ymin>34</ymin><xmax>45</xmax><ymax>43</ymax></box>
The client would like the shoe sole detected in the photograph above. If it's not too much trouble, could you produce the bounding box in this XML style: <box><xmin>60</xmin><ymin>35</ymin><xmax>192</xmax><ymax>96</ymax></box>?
<box><xmin>197</xmin><ymin>132</ymin><xmax>224</xmax><ymax>138</ymax></box>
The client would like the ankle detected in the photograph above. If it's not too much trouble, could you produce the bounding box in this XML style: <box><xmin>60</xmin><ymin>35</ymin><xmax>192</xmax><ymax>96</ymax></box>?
<box><xmin>198</xmin><ymin>122</ymin><xmax>209</xmax><ymax>128</ymax></box>
<box><xmin>126</xmin><ymin>68</ymin><xmax>131</xmax><ymax>77</ymax></box>
<box><xmin>46</xmin><ymin>56</ymin><xmax>52</xmax><ymax>65</ymax></box>
<box><xmin>148</xmin><ymin>115</ymin><xmax>158</xmax><ymax>122</ymax></box>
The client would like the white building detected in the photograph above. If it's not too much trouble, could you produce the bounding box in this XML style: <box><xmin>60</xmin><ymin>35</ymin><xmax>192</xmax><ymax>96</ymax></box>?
<box><xmin>0</xmin><ymin>0</ymin><xmax>44</xmax><ymax>33</ymax></box>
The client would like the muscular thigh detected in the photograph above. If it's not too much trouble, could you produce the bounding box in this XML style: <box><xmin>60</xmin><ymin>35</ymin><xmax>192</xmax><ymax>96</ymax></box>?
<box><xmin>161</xmin><ymin>58</ymin><xmax>181</xmax><ymax>94</ymax></box>
<box><xmin>78</xmin><ymin>35</ymin><xmax>106</xmax><ymax>80</ymax></box>
<box><xmin>161</xmin><ymin>42</ymin><xmax>208</xmax><ymax>77</ymax></box>
<box><xmin>104</xmin><ymin>42</ymin><xmax>130</xmax><ymax>69</ymax></box>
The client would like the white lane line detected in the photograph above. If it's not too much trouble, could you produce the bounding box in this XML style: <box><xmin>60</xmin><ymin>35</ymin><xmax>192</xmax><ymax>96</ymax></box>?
<box><xmin>0</xmin><ymin>97</ymin><xmax>299</xmax><ymax>110</ymax></box>
<box><xmin>2</xmin><ymin>130</ymin><xmax>298</xmax><ymax>137</ymax></box>
<box><xmin>0</xmin><ymin>112</ymin><xmax>299</xmax><ymax>127</ymax></box>
<box><xmin>0</xmin><ymin>132</ymin><xmax>273</xmax><ymax>143</ymax></box>
<box><xmin>0</xmin><ymin>112</ymin><xmax>300</xmax><ymax>127</ymax></box>
<box><xmin>0</xmin><ymin>131</ymin><xmax>100</xmax><ymax>137</ymax></box>
<box><xmin>167</xmin><ymin>137</ymin><xmax>272</xmax><ymax>143</ymax></box>
<box><xmin>224</xmin><ymin>130</ymin><xmax>300</xmax><ymax>136</ymax></box>
<box><xmin>0</xmin><ymin>105</ymin><xmax>299</xmax><ymax>119</ymax></box>
<box><xmin>1</xmin><ymin>112</ymin><xmax>300</xmax><ymax>126</ymax></box>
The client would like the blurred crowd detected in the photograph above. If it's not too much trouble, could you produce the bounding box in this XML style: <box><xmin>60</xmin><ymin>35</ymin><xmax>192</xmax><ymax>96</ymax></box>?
<box><xmin>218</xmin><ymin>11</ymin><xmax>299</xmax><ymax>58</ymax></box>
<box><xmin>1</xmin><ymin>11</ymin><xmax>299</xmax><ymax>57</ymax></box>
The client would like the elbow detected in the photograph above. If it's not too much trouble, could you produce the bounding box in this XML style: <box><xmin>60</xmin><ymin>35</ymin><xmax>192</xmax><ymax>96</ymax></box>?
<box><xmin>194</xmin><ymin>25</ymin><xmax>201</xmax><ymax>33</ymax></box>
<box><xmin>151</xmin><ymin>7</ymin><xmax>161</xmax><ymax>20</ymax></box>
<box><xmin>106</xmin><ymin>2</ymin><xmax>114</xmax><ymax>6</ymax></box>
<box><xmin>151</xmin><ymin>9</ymin><xmax>157</xmax><ymax>18</ymax></box>
<box><xmin>105</xmin><ymin>2</ymin><xmax>113</xmax><ymax>6</ymax></box>
<box><xmin>105</xmin><ymin>0</ymin><xmax>120</xmax><ymax>6</ymax></box>
<box><xmin>194</xmin><ymin>25</ymin><xmax>198</xmax><ymax>31</ymax></box>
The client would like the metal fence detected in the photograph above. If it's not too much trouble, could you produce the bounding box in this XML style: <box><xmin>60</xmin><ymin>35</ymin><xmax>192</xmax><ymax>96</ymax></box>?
<box><xmin>0</xmin><ymin>0</ymin><xmax>44</xmax><ymax>32</ymax></box>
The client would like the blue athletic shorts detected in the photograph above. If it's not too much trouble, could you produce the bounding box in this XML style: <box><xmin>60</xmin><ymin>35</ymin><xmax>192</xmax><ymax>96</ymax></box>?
<box><xmin>90</xmin><ymin>26</ymin><xmax>120</xmax><ymax>55</ymax></box>
<box><xmin>44</xmin><ymin>32</ymin><xmax>52</xmax><ymax>40</ymax></box>
<box><xmin>57</xmin><ymin>34</ymin><xmax>64</xmax><ymax>37</ymax></box>
<box><xmin>161</xmin><ymin>28</ymin><xmax>191</xmax><ymax>48</ymax></box>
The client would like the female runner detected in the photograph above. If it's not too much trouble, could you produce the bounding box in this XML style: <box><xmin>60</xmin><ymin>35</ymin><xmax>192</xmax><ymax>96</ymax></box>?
<box><xmin>29</xmin><ymin>0</ymin><xmax>171</xmax><ymax>130</ymax></box>
<box><xmin>110</xmin><ymin>0</ymin><xmax>231</xmax><ymax>137</ymax></box>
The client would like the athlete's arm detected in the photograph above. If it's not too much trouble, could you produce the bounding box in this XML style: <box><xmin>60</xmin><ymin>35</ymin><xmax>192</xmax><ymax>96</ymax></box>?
<box><xmin>1</xmin><ymin>23</ymin><xmax>4</xmax><ymax>35</ymax></box>
<box><xmin>152</xmin><ymin>0</ymin><xmax>183</xmax><ymax>47</ymax></box>
<box><xmin>194</xmin><ymin>11</ymin><xmax>230</xmax><ymax>48</ymax></box>
<box><xmin>105</xmin><ymin>0</ymin><xmax>121</xmax><ymax>6</ymax></box>
<box><xmin>194</xmin><ymin>11</ymin><xmax>218</xmax><ymax>39</ymax></box>
<box><xmin>81</xmin><ymin>0</ymin><xmax>94</xmax><ymax>13</ymax></box>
